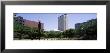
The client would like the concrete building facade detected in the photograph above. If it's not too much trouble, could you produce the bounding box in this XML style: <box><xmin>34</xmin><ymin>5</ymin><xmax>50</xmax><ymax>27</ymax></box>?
<box><xmin>58</xmin><ymin>14</ymin><xmax>68</xmax><ymax>31</ymax></box>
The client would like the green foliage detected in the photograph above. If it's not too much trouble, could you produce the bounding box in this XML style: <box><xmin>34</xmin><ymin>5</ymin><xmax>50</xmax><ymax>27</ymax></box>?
<box><xmin>14</xmin><ymin>17</ymin><xmax>97</xmax><ymax>40</ymax></box>
<box><xmin>14</xmin><ymin>18</ymin><xmax>39</xmax><ymax>40</ymax></box>
<box><xmin>63</xmin><ymin>29</ymin><xmax>75</xmax><ymax>38</ymax></box>
<box><xmin>75</xmin><ymin>19</ymin><xmax>97</xmax><ymax>40</ymax></box>
<box><xmin>44</xmin><ymin>31</ymin><xmax>62</xmax><ymax>38</ymax></box>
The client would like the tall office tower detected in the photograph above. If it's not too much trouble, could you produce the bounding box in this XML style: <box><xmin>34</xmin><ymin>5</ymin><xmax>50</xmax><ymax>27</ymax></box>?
<box><xmin>58</xmin><ymin>14</ymin><xmax>68</xmax><ymax>31</ymax></box>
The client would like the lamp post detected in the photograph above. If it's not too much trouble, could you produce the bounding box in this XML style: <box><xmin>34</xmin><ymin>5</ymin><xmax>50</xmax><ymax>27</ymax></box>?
<box><xmin>38</xmin><ymin>20</ymin><xmax>41</xmax><ymax>40</ymax></box>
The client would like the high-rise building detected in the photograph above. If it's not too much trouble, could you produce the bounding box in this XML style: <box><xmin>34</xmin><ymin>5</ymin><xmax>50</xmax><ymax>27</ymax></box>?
<box><xmin>58</xmin><ymin>14</ymin><xmax>68</xmax><ymax>31</ymax></box>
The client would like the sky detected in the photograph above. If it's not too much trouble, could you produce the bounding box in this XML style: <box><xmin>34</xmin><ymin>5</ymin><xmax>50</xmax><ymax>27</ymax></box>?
<box><xmin>15</xmin><ymin>13</ymin><xmax>97</xmax><ymax>31</ymax></box>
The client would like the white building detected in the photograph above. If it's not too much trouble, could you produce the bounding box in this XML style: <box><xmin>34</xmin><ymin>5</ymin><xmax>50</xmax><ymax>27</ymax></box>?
<box><xmin>58</xmin><ymin>14</ymin><xmax>68</xmax><ymax>31</ymax></box>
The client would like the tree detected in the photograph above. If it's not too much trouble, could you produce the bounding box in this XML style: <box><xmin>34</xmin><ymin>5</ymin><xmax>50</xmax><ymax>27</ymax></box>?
<box><xmin>63</xmin><ymin>29</ymin><xmax>75</xmax><ymax>38</ymax></box>
<box><xmin>78</xmin><ymin>19</ymin><xmax>97</xmax><ymax>40</ymax></box>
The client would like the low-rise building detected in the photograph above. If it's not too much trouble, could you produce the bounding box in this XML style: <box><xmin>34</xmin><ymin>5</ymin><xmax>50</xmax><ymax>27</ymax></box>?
<box><xmin>14</xmin><ymin>16</ymin><xmax>44</xmax><ymax>30</ymax></box>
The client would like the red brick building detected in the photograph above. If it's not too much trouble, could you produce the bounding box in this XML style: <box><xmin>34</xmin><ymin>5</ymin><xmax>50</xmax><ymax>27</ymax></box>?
<box><xmin>23</xmin><ymin>19</ymin><xmax>44</xmax><ymax>30</ymax></box>
<box><xmin>14</xmin><ymin>16</ymin><xmax>44</xmax><ymax>30</ymax></box>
